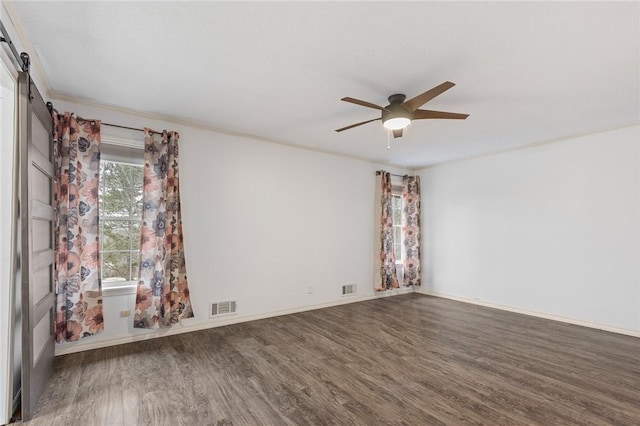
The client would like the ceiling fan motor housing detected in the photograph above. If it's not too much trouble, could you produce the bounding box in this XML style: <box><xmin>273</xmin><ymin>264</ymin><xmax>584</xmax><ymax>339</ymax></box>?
<box><xmin>387</xmin><ymin>94</ymin><xmax>406</xmax><ymax>105</ymax></box>
<box><xmin>382</xmin><ymin>94</ymin><xmax>411</xmax><ymax>124</ymax></box>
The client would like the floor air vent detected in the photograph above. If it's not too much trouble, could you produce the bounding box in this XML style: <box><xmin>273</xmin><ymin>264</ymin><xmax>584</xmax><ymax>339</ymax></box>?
<box><xmin>342</xmin><ymin>284</ymin><xmax>356</xmax><ymax>296</ymax></box>
<box><xmin>210</xmin><ymin>300</ymin><xmax>237</xmax><ymax>318</ymax></box>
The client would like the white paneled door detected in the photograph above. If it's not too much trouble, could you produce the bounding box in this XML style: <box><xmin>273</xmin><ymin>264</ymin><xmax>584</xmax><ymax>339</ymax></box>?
<box><xmin>17</xmin><ymin>71</ymin><xmax>55</xmax><ymax>421</ymax></box>
<box><xmin>0</xmin><ymin>52</ymin><xmax>18</xmax><ymax>426</ymax></box>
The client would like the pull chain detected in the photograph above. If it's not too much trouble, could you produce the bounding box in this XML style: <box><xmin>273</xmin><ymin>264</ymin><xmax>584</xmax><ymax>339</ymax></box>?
<box><xmin>387</xmin><ymin>130</ymin><xmax>391</xmax><ymax>150</ymax></box>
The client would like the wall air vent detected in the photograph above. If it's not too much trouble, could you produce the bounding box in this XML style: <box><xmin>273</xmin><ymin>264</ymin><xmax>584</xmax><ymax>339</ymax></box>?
<box><xmin>210</xmin><ymin>300</ymin><xmax>237</xmax><ymax>318</ymax></box>
<box><xmin>342</xmin><ymin>284</ymin><xmax>356</xmax><ymax>296</ymax></box>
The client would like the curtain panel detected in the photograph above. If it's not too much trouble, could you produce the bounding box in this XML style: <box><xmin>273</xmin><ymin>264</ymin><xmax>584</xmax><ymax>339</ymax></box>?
<box><xmin>402</xmin><ymin>175</ymin><xmax>421</xmax><ymax>286</ymax></box>
<box><xmin>134</xmin><ymin>129</ymin><xmax>193</xmax><ymax>329</ymax></box>
<box><xmin>374</xmin><ymin>171</ymin><xmax>399</xmax><ymax>291</ymax></box>
<box><xmin>53</xmin><ymin>113</ymin><xmax>103</xmax><ymax>342</ymax></box>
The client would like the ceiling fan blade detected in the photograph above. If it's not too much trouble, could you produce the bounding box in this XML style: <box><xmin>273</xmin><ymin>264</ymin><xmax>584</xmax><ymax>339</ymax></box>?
<box><xmin>335</xmin><ymin>117</ymin><xmax>381</xmax><ymax>132</ymax></box>
<box><xmin>341</xmin><ymin>97</ymin><xmax>388</xmax><ymax>111</ymax></box>
<box><xmin>392</xmin><ymin>129</ymin><xmax>403</xmax><ymax>138</ymax></box>
<box><xmin>404</xmin><ymin>81</ymin><xmax>456</xmax><ymax>112</ymax></box>
<box><xmin>412</xmin><ymin>109</ymin><xmax>469</xmax><ymax>120</ymax></box>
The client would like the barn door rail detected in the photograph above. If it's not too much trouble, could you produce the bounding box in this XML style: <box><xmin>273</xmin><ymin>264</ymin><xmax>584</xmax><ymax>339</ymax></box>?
<box><xmin>0</xmin><ymin>19</ymin><xmax>30</xmax><ymax>73</ymax></box>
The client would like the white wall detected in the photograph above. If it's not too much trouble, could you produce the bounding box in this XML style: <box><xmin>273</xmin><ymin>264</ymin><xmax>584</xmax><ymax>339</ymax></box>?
<box><xmin>419</xmin><ymin>126</ymin><xmax>640</xmax><ymax>333</ymax></box>
<box><xmin>52</xmin><ymin>99</ymin><xmax>410</xmax><ymax>354</ymax></box>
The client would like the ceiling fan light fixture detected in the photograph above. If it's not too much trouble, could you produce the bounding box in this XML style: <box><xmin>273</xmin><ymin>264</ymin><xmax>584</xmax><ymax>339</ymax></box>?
<box><xmin>383</xmin><ymin>116</ymin><xmax>411</xmax><ymax>130</ymax></box>
<box><xmin>336</xmin><ymin>82</ymin><xmax>468</xmax><ymax>136</ymax></box>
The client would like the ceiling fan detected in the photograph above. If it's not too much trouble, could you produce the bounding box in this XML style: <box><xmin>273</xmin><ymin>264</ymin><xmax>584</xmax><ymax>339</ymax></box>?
<box><xmin>335</xmin><ymin>81</ymin><xmax>469</xmax><ymax>138</ymax></box>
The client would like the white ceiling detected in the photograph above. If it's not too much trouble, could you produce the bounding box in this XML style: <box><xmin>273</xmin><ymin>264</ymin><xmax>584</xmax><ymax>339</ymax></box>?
<box><xmin>9</xmin><ymin>1</ymin><xmax>640</xmax><ymax>168</ymax></box>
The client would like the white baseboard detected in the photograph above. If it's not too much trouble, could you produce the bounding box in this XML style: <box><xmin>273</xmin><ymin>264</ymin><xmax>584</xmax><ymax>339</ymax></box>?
<box><xmin>416</xmin><ymin>289</ymin><xmax>640</xmax><ymax>339</ymax></box>
<box><xmin>56</xmin><ymin>287</ymin><xmax>415</xmax><ymax>356</ymax></box>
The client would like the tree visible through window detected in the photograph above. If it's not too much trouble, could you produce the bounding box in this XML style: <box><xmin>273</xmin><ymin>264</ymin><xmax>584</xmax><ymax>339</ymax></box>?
<box><xmin>99</xmin><ymin>161</ymin><xmax>143</xmax><ymax>285</ymax></box>
<box><xmin>392</xmin><ymin>193</ymin><xmax>403</xmax><ymax>263</ymax></box>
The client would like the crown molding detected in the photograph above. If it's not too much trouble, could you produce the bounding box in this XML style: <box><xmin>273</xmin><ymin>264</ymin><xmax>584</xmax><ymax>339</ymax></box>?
<box><xmin>414</xmin><ymin>121</ymin><xmax>640</xmax><ymax>172</ymax></box>
<box><xmin>49</xmin><ymin>89</ymin><xmax>412</xmax><ymax>172</ymax></box>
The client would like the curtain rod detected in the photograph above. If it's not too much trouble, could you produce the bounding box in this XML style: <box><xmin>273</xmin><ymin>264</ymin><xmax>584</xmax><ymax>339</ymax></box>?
<box><xmin>45</xmin><ymin>110</ymin><xmax>161</xmax><ymax>137</ymax></box>
<box><xmin>101</xmin><ymin>122</ymin><xmax>162</xmax><ymax>134</ymax></box>
<box><xmin>79</xmin><ymin>118</ymin><xmax>162</xmax><ymax>135</ymax></box>
<box><xmin>47</xmin><ymin>102</ymin><xmax>163</xmax><ymax>135</ymax></box>
<box><xmin>376</xmin><ymin>170</ymin><xmax>408</xmax><ymax>178</ymax></box>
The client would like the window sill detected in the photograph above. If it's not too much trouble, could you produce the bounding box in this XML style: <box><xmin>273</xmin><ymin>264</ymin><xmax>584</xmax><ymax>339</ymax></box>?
<box><xmin>102</xmin><ymin>283</ymin><xmax>137</xmax><ymax>297</ymax></box>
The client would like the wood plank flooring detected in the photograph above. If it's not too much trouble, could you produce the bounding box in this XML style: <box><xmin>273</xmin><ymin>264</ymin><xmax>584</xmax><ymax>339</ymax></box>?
<box><xmin>22</xmin><ymin>294</ymin><xmax>640</xmax><ymax>425</ymax></box>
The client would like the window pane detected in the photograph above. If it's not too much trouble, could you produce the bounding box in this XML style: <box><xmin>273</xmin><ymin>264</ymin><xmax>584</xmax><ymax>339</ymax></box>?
<box><xmin>99</xmin><ymin>160</ymin><xmax>145</xmax><ymax>284</ymax></box>
<box><xmin>131</xmin><ymin>166</ymin><xmax>144</xmax><ymax>186</ymax></box>
<box><xmin>394</xmin><ymin>243</ymin><xmax>402</xmax><ymax>261</ymax></box>
<box><xmin>102</xmin><ymin>162</ymin><xmax>132</xmax><ymax>189</ymax></box>
<box><xmin>394</xmin><ymin>226</ymin><xmax>401</xmax><ymax>243</ymax></box>
<box><xmin>133</xmin><ymin>186</ymin><xmax>144</xmax><ymax>218</ymax></box>
<box><xmin>102</xmin><ymin>220</ymin><xmax>131</xmax><ymax>251</ymax></box>
<box><xmin>131</xmin><ymin>250</ymin><xmax>140</xmax><ymax>281</ymax></box>
<box><xmin>392</xmin><ymin>195</ymin><xmax>402</xmax><ymax>225</ymax></box>
<box><xmin>102</xmin><ymin>251</ymin><xmax>131</xmax><ymax>282</ymax></box>
<box><xmin>101</xmin><ymin>186</ymin><xmax>135</xmax><ymax>217</ymax></box>
<box><xmin>100</xmin><ymin>162</ymin><xmax>144</xmax><ymax>218</ymax></box>
<box><xmin>130</xmin><ymin>221</ymin><xmax>141</xmax><ymax>250</ymax></box>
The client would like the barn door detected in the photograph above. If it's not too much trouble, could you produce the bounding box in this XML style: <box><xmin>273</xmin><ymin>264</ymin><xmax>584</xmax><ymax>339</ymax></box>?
<box><xmin>17</xmin><ymin>71</ymin><xmax>55</xmax><ymax>421</ymax></box>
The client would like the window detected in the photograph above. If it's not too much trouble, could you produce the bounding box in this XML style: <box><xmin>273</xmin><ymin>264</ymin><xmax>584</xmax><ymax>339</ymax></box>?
<box><xmin>391</xmin><ymin>191</ymin><xmax>403</xmax><ymax>264</ymax></box>
<box><xmin>98</xmin><ymin>159</ymin><xmax>144</xmax><ymax>286</ymax></box>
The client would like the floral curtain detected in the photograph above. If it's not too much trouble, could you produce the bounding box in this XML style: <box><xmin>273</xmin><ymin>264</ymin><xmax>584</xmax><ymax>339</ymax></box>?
<box><xmin>402</xmin><ymin>175</ymin><xmax>421</xmax><ymax>286</ymax></box>
<box><xmin>134</xmin><ymin>129</ymin><xmax>193</xmax><ymax>329</ymax></box>
<box><xmin>53</xmin><ymin>113</ymin><xmax>103</xmax><ymax>342</ymax></box>
<box><xmin>374</xmin><ymin>171</ymin><xmax>399</xmax><ymax>291</ymax></box>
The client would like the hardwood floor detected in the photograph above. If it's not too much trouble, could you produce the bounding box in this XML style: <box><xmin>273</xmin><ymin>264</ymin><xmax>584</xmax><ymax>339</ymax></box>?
<box><xmin>23</xmin><ymin>294</ymin><xmax>640</xmax><ymax>425</ymax></box>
